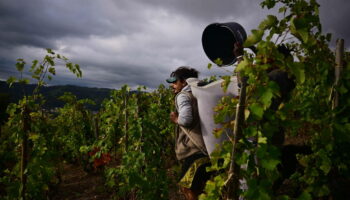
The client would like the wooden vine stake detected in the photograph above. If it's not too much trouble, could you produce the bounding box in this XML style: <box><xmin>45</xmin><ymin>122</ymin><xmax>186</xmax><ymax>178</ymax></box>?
<box><xmin>20</xmin><ymin>104</ymin><xmax>30</xmax><ymax>200</ymax></box>
<box><xmin>227</xmin><ymin>78</ymin><xmax>247</xmax><ymax>200</ymax></box>
<box><xmin>94</xmin><ymin>114</ymin><xmax>99</xmax><ymax>139</ymax></box>
<box><xmin>333</xmin><ymin>39</ymin><xmax>344</xmax><ymax>109</ymax></box>
<box><xmin>124</xmin><ymin>91</ymin><xmax>129</xmax><ymax>151</ymax></box>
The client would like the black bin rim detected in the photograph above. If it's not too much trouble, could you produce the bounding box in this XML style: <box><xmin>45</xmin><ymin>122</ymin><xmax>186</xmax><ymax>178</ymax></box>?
<box><xmin>202</xmin><ymin>22</ymin><xmax>247</xmax><ymax>66</ymax></box>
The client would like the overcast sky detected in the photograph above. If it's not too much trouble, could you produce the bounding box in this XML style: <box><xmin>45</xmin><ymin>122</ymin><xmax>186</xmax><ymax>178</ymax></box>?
<box><xmin>0</xmin><ymin>0</ymin><xmax>349</xmax><ymax>89</ymax></box>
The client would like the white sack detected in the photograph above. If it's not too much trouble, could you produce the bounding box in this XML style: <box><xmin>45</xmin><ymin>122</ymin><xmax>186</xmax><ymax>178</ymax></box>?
<box><xmin>187</xmin><ymin>77</ymin><xmax>239</xmax><ymax>156</ymax></box>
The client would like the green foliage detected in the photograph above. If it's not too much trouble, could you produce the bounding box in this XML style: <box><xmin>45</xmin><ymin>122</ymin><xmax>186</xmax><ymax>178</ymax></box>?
<box><xmin>100</xmin><ymin>85</ymin><xmax>175</xmax><ymax>199</ymax></box>
<box><xmin>1</xmin><ymin>96</ymin><xmax>61</xmax><ymax>199</ymax></box>
<box><xmin>54</xmin><ymin>92</ymin><xmax>95</xmax><ymax>162</ymax></box>
<box><xmin>201</xmin><ymin>0</ymin><xmax>350</xmax><ymax>199</ymax></box>
<box><xmin>2</xmin><ymin>1</ymin><xmax>350</xmax><ymax>199</ymax></box>
<box><xmin>0</xmin><ymin>50</ymin><xmax>82</xmax><ymax>199</ymax></box>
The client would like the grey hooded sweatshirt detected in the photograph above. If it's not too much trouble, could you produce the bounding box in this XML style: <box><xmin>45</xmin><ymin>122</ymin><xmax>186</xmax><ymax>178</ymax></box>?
<box><xmin>174</xmin><ymin>85</ymin><xmax>208</xmax><ymax>161</ymax></box>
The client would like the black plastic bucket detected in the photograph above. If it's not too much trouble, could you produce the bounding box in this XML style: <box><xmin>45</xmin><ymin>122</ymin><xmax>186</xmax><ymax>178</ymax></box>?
<box><xmin>202</xmin><ymin>22</ymin><xmax>247</xmax><ymax>66</ymax></box>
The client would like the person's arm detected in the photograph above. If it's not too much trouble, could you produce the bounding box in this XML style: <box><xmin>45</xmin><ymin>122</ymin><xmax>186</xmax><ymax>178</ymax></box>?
<box><xmin>175</xmin><ymin>93</ymin><xmax>193</xmax><ymax>127</ymax></box>
<box><xmin>234</xmin><ymin>42</ymin><xmax>244</xmax><ymax>63</ymax></box>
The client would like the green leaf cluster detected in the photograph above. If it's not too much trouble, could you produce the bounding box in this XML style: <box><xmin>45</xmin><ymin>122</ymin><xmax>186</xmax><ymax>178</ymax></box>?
<box><xmin>202</xmin><ymin>0</ymin><xmax>350</xmax><ymax>199</ymax></box>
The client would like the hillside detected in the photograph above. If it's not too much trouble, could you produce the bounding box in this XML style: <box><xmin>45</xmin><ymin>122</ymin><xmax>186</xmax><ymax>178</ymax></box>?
<box><xmin>0</xmin><ymin>81</ymin><xmax>113</xmax><ymax>111</ymax></box>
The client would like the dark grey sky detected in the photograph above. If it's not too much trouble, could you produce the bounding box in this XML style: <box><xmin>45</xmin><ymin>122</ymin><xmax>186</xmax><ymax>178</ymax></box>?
<box><xmin>0</xmin><ymin>0</ymin><xmax>349</xmax><ymax>89</ymax></box>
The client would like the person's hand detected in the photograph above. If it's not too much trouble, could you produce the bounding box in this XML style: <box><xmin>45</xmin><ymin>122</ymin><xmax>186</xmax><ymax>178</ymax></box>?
<box><xmin>170</xmin><ymin>111</ymin><xmax>178</xmax><ymax>124</ymax></box>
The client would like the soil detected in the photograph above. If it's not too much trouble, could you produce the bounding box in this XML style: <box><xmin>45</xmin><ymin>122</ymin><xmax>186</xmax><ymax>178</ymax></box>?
<box><xmin>50</xmin><ymin>161</ymin><xmax>186</xmax><ymax>200</ymax></box>
<box><xmin>50</xmin><ymin>163</ymin><xmax>112</xmax><ymax>200</ymax></box>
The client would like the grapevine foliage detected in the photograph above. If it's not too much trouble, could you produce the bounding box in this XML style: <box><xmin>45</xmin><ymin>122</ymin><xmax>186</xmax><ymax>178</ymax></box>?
<box><xmin>0</xmin><ymin>49</ymin><xmax>82</xmax><ymax>199</ymax></box>
<box><xmin>0</xmin><ymin>50</ymin><xmax>176</xmax><ymax>199</ymax></box>
<box><xmin>200</xmin><ymin>0</ymin><xmax>350</xmax><ymax>199</ymax></box>
<box><xmin>98</xmin><ymin>85</ymin><xmax>175</xmax><ymax>199</ymax></box>
<box><xmin>1</xmin><ymin>0</ymin><xmax>350</xmax><ymax>199</ymax></box>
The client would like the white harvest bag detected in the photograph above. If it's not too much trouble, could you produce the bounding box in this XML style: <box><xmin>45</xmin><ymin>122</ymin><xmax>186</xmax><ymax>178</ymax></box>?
<box><xmin>186</xmin><ymin>77</ymin><xmax>239</xmax><ymax>156</ymax></box>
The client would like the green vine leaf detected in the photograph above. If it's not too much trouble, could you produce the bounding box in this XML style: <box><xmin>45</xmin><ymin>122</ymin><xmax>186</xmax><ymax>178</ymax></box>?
<box><xmin>259</xmin><ymin>15</ymin><xmax>278</xmax><ymax>30</ymax></box>
<box><xmin>48</xmin><ymin>67</ymin><xmax>56</xmax><ymax>75</ymax></box>
<box><xmin>297</xmin><ymin>191</ymin><xmax>312</xmax><ymax>200</ymax></box>
<box><xmin>6</xmin><ymin>76</ymin><xmax>17</xmax><ymax>87</ymax></box>
<box><xmin>260</xmin><ymin>0</ymin><xmax>276</xmax><ymax>9</ymax></box>
<box><xmin>260</xmin><ymin>87</ymin><xmax>273</xmax><ymax>108</ymax></box>
<box><xmin>261</xmin><ymin>158</ymin><xmax>280</xmax><ymax>171</ymax></box>
<box><xmin>18</xmin><ymin>79</ymin><xmax>30</xmax><ymax>85</ymax></box>
<box><xmin>16</xmin><ymin>59</ymin><xmax>25</xmax><ymax>72</ymax></box>
<box><xmin>249</xmin><ymin>103</ymin><xmax>264</xmax><ymax>119</ymax></box>
<box><xmin>244</xmin><ymin>29</ymin><xmax>264</xmax><ymax>47</ymax></box>
<box><xmin>235</xmin><ymin>57</ymin><xmax>249</xmax><ymax>73</ymax></box>
<box><xmin>207</xmin><ymin>63</ymin><xmax>212</xmax><ymax>69</ymax></box>
<box><xmin>214</xmin><ymin>58</ymin><xmax>223</xmax><ymax>66</ymax></box>
<box><xmin>290</xmin><ymin>62</ymin><xmax>305</xmax><ymax>84</ymax></box>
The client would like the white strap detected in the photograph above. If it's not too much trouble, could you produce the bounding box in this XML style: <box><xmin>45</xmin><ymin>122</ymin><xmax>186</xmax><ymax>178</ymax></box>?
<box><xmin>179</xmin><ymin>126</ymin><xmax>208</xmax><ymax>156</ymax></box>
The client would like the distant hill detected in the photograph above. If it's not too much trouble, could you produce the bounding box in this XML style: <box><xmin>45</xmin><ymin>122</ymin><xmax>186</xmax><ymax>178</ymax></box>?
<box><xmin>0</xmin><ymin>81</ymin><xmax>114</xmax><ymax>111</ymax></box>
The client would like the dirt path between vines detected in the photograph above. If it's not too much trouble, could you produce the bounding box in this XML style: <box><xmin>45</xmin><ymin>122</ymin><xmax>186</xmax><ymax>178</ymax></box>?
<box><xmin>50</xmin><ymin>162</ymin><xmax>185</xmax><ymax>200</ymax></box>
<box><xmin>51</xmin><ymin>163</ymin><xmax>112</xmax><ymax>200</ymax></box>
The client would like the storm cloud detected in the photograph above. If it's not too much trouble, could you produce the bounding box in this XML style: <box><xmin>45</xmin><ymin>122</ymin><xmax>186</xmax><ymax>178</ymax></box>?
<box><xmin>0</xmin><ymin>0</ymin><xmax>349</xmax><ymax>89</ymax></box>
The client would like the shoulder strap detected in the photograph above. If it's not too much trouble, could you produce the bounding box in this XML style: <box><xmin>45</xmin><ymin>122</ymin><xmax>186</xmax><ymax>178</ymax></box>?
<box><xmin>179</xmin><ymin>126</ymin><xmax>208</xmax><ymax>156</ymax></box>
